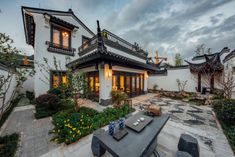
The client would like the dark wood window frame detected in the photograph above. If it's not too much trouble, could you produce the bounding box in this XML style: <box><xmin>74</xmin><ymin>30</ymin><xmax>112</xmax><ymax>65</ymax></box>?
<box><xmin>51</xmin><ymin>24</ymin><xmax>72</xmax><ymax>50</ymax></box>
<box><xmin>87</xmin><ymin>71</ymin><xmax>99</xmax><ymax>100</ymax></box>
<box><xmin>50</xmin><ymin>70</ymin><xmax>68</xmax><ymax>89</ymax></box>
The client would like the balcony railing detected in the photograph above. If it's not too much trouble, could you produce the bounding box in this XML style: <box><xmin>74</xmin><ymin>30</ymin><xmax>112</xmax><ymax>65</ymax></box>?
<box><xmin>78</xmin><ymin>30</ymin><xmax>148</xmax><ymax>59</ymax></box>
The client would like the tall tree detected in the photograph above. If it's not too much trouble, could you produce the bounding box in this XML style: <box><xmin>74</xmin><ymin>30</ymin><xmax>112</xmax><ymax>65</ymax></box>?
<box><xmin>194</xmin><ymin>44</ymin><xmax>212</xmax><ymax>56</ymax></box>
<box><xmin>174</xmin><ymin>53</ymin><xmax>183</xmax><ymax>66</ymax></box>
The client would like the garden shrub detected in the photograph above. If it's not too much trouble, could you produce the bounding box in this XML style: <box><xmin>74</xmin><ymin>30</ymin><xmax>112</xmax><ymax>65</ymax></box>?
<box><xmin>60</xmin><ymin>98</ymin><xmax>76</xmax><ymax>110</ymax></box>
<box><xmin>35</xmin><ymin>94</ymin><xmax>61</xmax><ymax>119</ymax></box>
<box><xmin>0</xmin><ymin>133</ymin><xmax>19</xmax><ymax>157</ymax></box>
<box><xmin>153</xmin><ymin>84</ymin><xmax>158</xmax><ymax>91</ymax></box>
<box><xmin>111</xmin><ymin>90</ymin><xmax>128</xmax><ymax>107</ymax></box>
<box><xmin>35</xmin><ymin>94</ymin><xmax>61</xmax><ymax>110</ymax></box>
<box><xmin>213</xmin><ymin>99</ymin><xmax>235</xmax><ymax>153</ymax></box>
<box><xmin>47</xmin><ymin>85</ymin><xmax>72</xmax><ymax>99</ymax></box>
<box><xmin>47</xmin><ymin>88</ymin><xmax>63</xmax><ymax>97</ymax></box>
<box><xmin>213</xmin><ymin>99</ymin><xmax>235</xmax><ymax>125</ymax></box>
<box><xmin>51</xmin><ymin>104</ymin><xmax>131</xmax><ymax>144</ymax></box>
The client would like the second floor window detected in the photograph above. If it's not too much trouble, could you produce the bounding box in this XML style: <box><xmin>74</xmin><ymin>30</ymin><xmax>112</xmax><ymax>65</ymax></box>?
<box><xmin>51</xmin><ymin>25</ymin><xmax>71</xmax><ymax>50</ymax></box>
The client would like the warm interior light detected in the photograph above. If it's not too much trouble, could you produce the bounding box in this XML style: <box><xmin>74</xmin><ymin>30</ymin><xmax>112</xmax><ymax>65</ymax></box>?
<box><xmin>108</xmin><ymin>70</ymin><xmax>112</xmax><ymax>78</ymax></box>
<box><xmin>145</xmin><ymin>73</ymin><xmax>148</xmax><ymax>78</ymax></box>
<box><xmin>62</xmin><ymin>32</ymin><xmax>69</xmax><ymax>37</ymax></box>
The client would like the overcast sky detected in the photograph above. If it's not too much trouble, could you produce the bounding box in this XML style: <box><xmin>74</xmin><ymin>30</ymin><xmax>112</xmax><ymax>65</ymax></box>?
<box><xmin>0</xmin><ymin>0</ymin><xmax>235</xmax><ymax>63</ymax></box>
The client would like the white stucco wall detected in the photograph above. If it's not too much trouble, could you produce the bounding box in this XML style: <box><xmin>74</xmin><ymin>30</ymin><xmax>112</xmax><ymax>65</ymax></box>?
<box><xmin>0</xmin><ymin>68</ymin><xmax>17</xmax><ymax>113</ymax></box>
<box><xmin>20</xmin><ymin>74</ymin><xmax>35</xmax><ymax>94</ymax></box>
<box><xmin>32</xmin><ymin>12</ymin><xmax>94</xmax><ymax>97</ymax></box>
<box><xmin>148</xmin><ymin>68</ymin><xmax>197</xmax><ymax>92</ymax></box>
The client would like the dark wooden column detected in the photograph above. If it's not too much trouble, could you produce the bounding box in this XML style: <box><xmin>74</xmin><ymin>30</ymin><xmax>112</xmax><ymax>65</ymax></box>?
<box><xmin>198</xmin><ymin>73</ymin><xmax>201</xmax><ymax>92</ymax></box>
<box><xmin>210</xmin><ymin>74</ymin><xmax>214</xmax><ymax>93</ymax></box>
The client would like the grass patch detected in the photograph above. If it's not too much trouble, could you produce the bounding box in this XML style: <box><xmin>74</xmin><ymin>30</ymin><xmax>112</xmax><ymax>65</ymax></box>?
<box><xmin>50</xmin><ymin>104</ymin><xmax>132</xmax><ymax>144</ymax></box>
<box><xmin>0</xmin><ymin>94</ymin><xmax>23</xmax><ymax>128</ymax></box>
<box><xmin>0</xmin><ymin>133</ymin><xmax>19</xmax><ymax>157</ymax></box>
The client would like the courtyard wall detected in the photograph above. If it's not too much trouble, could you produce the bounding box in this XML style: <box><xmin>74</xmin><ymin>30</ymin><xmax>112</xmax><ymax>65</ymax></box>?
<box><xmin>148</xmin><ymin>66</ymin><xmax>197</xmax><ymax>92</ymax></box>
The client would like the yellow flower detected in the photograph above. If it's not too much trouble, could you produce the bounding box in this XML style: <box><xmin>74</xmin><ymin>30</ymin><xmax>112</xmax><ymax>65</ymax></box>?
<box><xmin>72</xmin><ymin>128</ymin><xmax>76</xmax><ymax>131</ymax></box>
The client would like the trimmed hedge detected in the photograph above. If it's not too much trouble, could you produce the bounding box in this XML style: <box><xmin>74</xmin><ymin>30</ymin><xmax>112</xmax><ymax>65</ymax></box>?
<box><xmin>0</xmin><ymin>133</ymin><xmax>19</xmax><ymax>157</ymax></box>
<box><xmin>35</xmin><ymin>95</ymin><xmax>75</xmax><ymax>119</ymax></box>
<box><xmin>50</xmin><ymin>104</ymin><xmax>132</xmax><ymax>144</ymax></box>
<box><xmin>213</xmin><ymin>99</ymin><xmax>235</xmax><ymax>125</ymax></box>
<box><xmin>213</xmin><ymin>99</ymin><xmax>235</xmax><ymax>153</ymax></box>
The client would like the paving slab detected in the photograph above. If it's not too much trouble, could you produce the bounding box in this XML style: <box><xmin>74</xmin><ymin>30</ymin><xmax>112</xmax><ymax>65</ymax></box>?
<box><xmin>0</xmin><ymin>105</ymin><xmax>59</xmax><ymax>157</ymax></box>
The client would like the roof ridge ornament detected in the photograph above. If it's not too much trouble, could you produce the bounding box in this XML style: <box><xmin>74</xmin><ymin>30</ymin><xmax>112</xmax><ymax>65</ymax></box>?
<box><xmin>97</xmin><ymin>20</ymin><xmax>107</xmax><ymax>54</ymax></box>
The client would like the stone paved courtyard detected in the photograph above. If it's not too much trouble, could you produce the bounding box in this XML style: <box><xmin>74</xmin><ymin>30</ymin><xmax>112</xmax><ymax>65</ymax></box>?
<box><xmin>0</xmin><ymin>94</ymin><xmax>234</xmax><ymax>157</ymax></box>
<box><xmin>0</xmin><ymin>105</ymin><xmax>59</xmax><ymax>157</ymax></box>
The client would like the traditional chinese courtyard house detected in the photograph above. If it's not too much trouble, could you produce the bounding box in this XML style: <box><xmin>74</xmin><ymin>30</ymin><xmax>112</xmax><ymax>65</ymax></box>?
<box><xmin>22</xmin><ymin>6</ymin><xmax>158</xmax><ymax>105</ymax></box>
<box><xmin>67</xmin><ymin>21</ymin><xmax>159</xmax><ymax>105</ymax></box>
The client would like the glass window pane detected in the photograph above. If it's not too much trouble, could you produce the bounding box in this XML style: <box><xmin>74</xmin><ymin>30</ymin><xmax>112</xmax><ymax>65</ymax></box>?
<box><xmin>136</xmin><ymin>76</ymin><xmax>139</xmax><ymax>90</ymax></box>
<box><xmin>52</xmin><ymin>74</ymin><xmax>59</xmax><ymax>88</ymax></box>
<box><xmin>112</xmin><ymin>75</ymin><xmax>118</xmax><ymax>90</ymax></box>
<box><xmin>126</xmin><ymin>76</ymin><xmax>130</xmax><ymax>94</ymax></box>
<box><xmin>89</xmin><ymin>77</ymin><xmax>94</xmax><ymax>91</ymax></box>
<box><xmin>132</xmin><ymin>76</ymin><xmax>135</xmax><ymax>92</ymax></box>
<box><xmin>62</xmin><ymin>75</ymin><xmax>68</xmax><ymax>85</ymax></box>
<box><xmin>62</xmin><ymin>31</ymin><xmax>69</xmax><ymax>48</ymax></box>
<box><xmin>140</xmin><ymin>75</ymin><xmax>143</xmax><ymax>91</ymax></box>
<box><xmin>53</xmin><ymin>29</ymin><xmax>60</xmax><ymax>45</ymax></box>
<box><xmin>95</xmin><ymin>76</ymin><xmax>99</xmax><ymax>93</ymax></box>
<box><xmin>120</xmin><ymin>76</ymin><xmax>124</xmax><ymax>91</ymax></box>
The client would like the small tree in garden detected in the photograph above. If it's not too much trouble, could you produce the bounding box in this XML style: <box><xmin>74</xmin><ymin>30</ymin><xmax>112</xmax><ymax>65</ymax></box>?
<box><xmin>67</xmin><ymin>69</ymin><xmax>88</xmax><ymax>108</ymax></box>
<box><xmin>176</xmin><ymin>79</ymin><xmax>187</xmax><ymax>92</ymax></box>
<box><xmin>217</xmin><ymin>70</ymin><xmax>235</xmax><ymax>99</ymax></box>
<box><xmin>153</xmin><ymin>84</ymin><xmax>158</xmax><ymax>91</ymax></box>
<box><xmin>0</xmin><ymin>33</ymin><xmax>35</xmax><ymax>119</ymax></box>
<box><xmin>174</xmin><ymin>53</ymin><xmax>183</xmax><ymax>66</ymax></box>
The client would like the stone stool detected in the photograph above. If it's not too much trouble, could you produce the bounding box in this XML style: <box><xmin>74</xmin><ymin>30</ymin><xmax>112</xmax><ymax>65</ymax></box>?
<box><xmin>91</xmin><ymin>129</ymin><xmax>106</xmax><ymax>157</ymax></box>
<box><xmin>178</xmin><ymin>134</ymin><xmax>199</xmax><ymax>157</ymax></box>
<box><xmin>175</xmin><ymin>151</ymin><xmax>193</xmax><ymax>157</ymax></box>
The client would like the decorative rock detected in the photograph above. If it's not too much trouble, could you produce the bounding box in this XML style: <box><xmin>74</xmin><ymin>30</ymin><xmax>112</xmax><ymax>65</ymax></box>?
<box><xmin>91</xmin><ymin>129</ymin><xmax>106</xmax><ymax>157</ymax></box>
<box><xmin>148</xmin><ymin>105</ymin><xmax>161</xmax><ymax>116</ymax></box>
<box><xmin>175</xmin><ymin>151</ymin><xmax>193</xmax><ymax>157</ymax></box>
<box><xmin>178</xmin><ymin>134</ymin><xmax>199</xmax><ymax>157</ymax></box>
